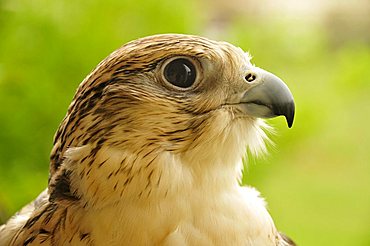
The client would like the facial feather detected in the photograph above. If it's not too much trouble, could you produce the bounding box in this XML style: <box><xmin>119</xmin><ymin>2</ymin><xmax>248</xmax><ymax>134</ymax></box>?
<box><xmin>47</xmin><ymin>34</ymin><xmax>267</xmax><ymax>205</ymax></box>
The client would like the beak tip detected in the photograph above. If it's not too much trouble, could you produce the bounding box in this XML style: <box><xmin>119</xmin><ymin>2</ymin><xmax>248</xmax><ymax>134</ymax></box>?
<box><xmin>284</xmin><ymin>103</ymin><xmax>295</xmax><ymax>128</ymax></box>
<box><xmin>287</xmin><ymin>119</ymin><xmax>293</xmax><ymax>128</ymax></box>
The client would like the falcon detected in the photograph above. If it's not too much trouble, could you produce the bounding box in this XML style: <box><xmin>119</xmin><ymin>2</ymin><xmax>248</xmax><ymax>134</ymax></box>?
<box><xmin>0</xmin><ymin>34</ymin><xmax>296</xmax><ymax>245</ymax></box>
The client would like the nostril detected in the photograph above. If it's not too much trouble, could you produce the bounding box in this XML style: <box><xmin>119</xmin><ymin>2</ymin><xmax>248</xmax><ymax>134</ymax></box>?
<box><xmin>245</xmin><ymin>73</ymin><xmax>257</xmax><ymax>83</ymax></box>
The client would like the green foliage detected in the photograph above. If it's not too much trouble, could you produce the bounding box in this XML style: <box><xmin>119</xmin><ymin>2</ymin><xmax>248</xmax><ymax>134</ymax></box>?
<box><xmin>0</xmin><ymin>0</ymin><xmax>369</xmax><ymax>245</ymax></box>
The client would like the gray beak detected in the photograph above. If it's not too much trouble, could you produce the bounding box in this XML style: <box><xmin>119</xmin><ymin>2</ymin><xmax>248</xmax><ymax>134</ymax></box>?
<box><xmin>240</xmin><ymin>68</ymin><xmax>295</xmax><ymax>128</ymax></box>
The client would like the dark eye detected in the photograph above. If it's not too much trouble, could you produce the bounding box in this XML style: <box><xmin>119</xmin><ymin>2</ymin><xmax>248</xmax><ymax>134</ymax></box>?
<box><xmin>163</xmin><ymin>58</ymin><xmax>196</xmax><ymax>88</ymax></box>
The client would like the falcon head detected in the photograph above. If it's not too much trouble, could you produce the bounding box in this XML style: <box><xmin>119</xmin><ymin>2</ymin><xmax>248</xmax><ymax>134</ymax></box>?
<box><xmin>49</xmin><ymin>34</ymin><xmax>294</xmax><ymax>205</ymax></box>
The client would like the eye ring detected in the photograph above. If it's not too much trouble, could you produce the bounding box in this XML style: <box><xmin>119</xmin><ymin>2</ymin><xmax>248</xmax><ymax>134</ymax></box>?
<box><xmin>161</xmin><ymin>57</ymin><xmax>198</xmax><ymax>89</ymax></box>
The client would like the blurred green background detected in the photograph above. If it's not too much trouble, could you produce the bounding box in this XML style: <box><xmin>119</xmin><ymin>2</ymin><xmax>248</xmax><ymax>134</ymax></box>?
<box><xmin>0</xmin><ymin>0</ymin><xmax>369</xmax><ymax>245</ymax></box>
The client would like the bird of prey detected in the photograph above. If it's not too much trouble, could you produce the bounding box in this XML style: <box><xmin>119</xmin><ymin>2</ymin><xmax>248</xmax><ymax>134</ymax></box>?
<box><xmin>0</xmin><ymin>34</ymin><xmax>295</xmax><ymax>245</ymax></box>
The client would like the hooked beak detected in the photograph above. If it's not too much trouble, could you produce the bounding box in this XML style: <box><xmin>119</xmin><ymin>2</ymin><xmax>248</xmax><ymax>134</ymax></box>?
<box><xmin>239</xmin><ymin>68</ymin><xmax>295</xmax><ymax>128</ymax></box>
